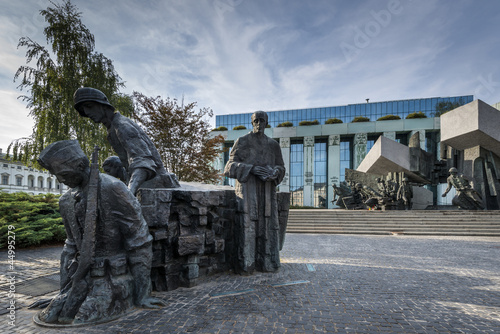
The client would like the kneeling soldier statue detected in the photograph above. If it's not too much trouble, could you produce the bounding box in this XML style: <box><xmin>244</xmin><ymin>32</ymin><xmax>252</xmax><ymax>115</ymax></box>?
<box><xmin>35</xmin><ymin>140</ymin><xmax>164</xmax><ymax>326</ymax></box>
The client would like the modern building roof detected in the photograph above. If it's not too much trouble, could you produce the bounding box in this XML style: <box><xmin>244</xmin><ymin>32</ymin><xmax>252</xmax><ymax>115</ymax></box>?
<box><xmin>216</xmin><ymin>95</ymin><xmax>473</xmax><ymax>130</ymax></box>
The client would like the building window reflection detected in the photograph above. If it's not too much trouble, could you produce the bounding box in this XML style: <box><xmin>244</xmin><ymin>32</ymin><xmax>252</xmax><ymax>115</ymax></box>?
<box><xmin>340</xmin><ymin>138</ymin><xmax>352</xmax><ymax>182</ymax></box>
<box><xmin>290</xmin><ymin>141</ymin><xmax>304</xmax><ymax>206</ymax></box>
<box><xmin>215</xmin><ymin>95</ymin><xmax>473</xmax><ymax>130</ymax></box>
<box><xmin>396</xmin><ymin>133</ymin><xmax>409</xmax><ymax>146</ymax></box>
<box><xmin>314</xmin><ymin>139</ymin><xmax>327</xmax><ymax>208</ymax></box>
<box><xmin>367</xmin><ymin>134</ymin><xmax>381</xmax><ymax>154</ymax></box>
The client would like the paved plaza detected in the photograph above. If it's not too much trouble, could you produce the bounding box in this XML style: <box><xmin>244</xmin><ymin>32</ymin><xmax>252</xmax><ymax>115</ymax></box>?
<box><xmin>1</xmin><ymin>234</ymin><xmax>500</xmax><ymax>333</ymax></box>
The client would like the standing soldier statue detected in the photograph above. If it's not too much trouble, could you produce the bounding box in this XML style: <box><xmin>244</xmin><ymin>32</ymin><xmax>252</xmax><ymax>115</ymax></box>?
<box><xmin>73</xmin><ymin>87</ymin><xmax>179</xmax><ymax>195</ymax></box>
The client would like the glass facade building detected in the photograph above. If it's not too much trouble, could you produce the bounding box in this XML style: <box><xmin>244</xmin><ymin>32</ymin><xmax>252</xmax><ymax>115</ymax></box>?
<box><xmin>215</xmin><ymin>95</ymin><xmax>474</xmax><ymax>208</ymax></box>
<box><xmin>290</xmin><ymin>141</ymin><xmax>304</xmax><ymax>206</ymax></box>
<box><xmin>216</xmin><ymin>96</ymin><xmax>473</xmax><ymax>130</ymax></box>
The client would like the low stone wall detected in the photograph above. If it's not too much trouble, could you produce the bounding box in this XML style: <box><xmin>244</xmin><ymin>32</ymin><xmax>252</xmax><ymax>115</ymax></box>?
<box><xmin>137</xmin><ymin>183</ymin><xmax>290</xmax><ymax>291</ymax></box>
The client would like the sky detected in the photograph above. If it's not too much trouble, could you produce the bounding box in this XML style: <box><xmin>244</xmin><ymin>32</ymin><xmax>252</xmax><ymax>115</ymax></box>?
<box><xmin>1</xmin><ymin>0</ymin><xmax>500</xmax><ymax>151</ymax></box>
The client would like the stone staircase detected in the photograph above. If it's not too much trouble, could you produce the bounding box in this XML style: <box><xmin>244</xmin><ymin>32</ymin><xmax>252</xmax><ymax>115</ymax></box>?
<box><xmin>286</xmin><ymin>209</ymin><xmax>500</xmax><ymax>236</ymax></box>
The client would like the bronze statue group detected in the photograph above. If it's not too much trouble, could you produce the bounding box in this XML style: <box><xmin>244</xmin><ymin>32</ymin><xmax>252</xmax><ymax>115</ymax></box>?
<box><xmin>33</xmin><ymin>88</ymin><xmax>287</xmax><ymax>326</ymax></box>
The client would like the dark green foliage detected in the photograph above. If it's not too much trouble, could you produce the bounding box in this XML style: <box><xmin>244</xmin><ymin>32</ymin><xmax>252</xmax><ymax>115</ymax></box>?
<box><xmin>406</xmin><ymin>111</ymin><xmax>427</xmax><ymax>119</ymax></box>
<box><xmin>212</xmin><ymin>126</ymin><xmax>228</xmax><ymax>131</ymax></box>
<box><xmin>325</xmin><ymin>118</ymin><xmax>343</xmax><ymax>124</ymax></box>
<box><xmin>233</xmin><ymin>125</ymin><xmax>247</xmax><ymax>130</ymax></box>
<box><xmin>352</xmin><ymin>116</ymin><xmax>370</xmax><ymax>123</ymax></box>
<box><xmin>277</xmin><ymin>121</ymin><xmax>293</xmax><ymax>127</ymax></box>
<box><xmin>266</xmin><ymin>124</ymin><xmax>271</xmax><ymax>128</ymax></box>
<box><xmin>299</xmin><ymin>120</ymin><xmax>320</xmax><ymax>126</ymax></box>
<box><xmin>377</xmin><ymin>115</ymin><xmax>401</xmax><ymax>121</ymax></box>
<box><xmin>0</xmin><ymin>192</ymin><xmax>64</xmax><ymax>248</ymax></box>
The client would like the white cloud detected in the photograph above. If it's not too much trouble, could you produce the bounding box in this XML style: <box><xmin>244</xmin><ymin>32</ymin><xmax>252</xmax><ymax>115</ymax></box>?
<box><xmin>0</xmin><ymin>90</ymin><xmax>34</xmax><ymax>151</ymax></box>
<box><xmin>0</xmin><ymin>0</ymin><xmax>499</xmax><ymax>148</ymax></box>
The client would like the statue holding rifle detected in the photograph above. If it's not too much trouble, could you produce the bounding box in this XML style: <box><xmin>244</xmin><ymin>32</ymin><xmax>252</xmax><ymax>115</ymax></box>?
<box><xmin>35</xmin><ymin>140</ymin><xmax>163</xmax><ymax>326</ymax></box>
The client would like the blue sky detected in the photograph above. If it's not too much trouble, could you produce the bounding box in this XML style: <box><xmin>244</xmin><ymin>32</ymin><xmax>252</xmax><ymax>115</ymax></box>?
<box><xmin>1</xmin><ymin>0</ymin><xmax>500</xmax><ymax>150</ymax></box>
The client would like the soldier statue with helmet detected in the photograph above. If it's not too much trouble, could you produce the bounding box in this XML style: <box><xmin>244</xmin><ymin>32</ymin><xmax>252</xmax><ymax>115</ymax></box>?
<box><xmin>34</xmin><ymin>140</ymin><xmax>164</xmax><ymax>326</ymax></box>
<box><xmin>442</xmin><ymin>167</ymin><xmax>484</xmax><ymax>210</ymax></box>
<box><xmin>73</xmin><ymin>87</ymin><xmax>179</xmax><ymax>195</ymax></box>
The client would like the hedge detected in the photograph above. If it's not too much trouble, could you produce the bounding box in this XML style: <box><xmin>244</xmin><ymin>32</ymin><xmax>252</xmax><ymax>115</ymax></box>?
<box><xmin>0</xmin><ymin>192</ymin><xmax>65</xmax><ymax>248</ymax></box>
<box><xmin>377</xmin><ymin>115</ymin><xmax>401</xmax><ymax>121</ymax></box>
<box><xmin>299</xmin><ymin>120</ymin><xmax>320</xmax><ymax>126</ymax></box>
<box><xmin>277</xmin><ymin>121</ymin><xmax>293</xmax><ymax>127</ymax></box>
<box><xmin>406</xmin><ymin>111</ymin><xmax>427</xmax><ymax>119</ymax></box>
<box><xmin>351</xmin><ymin>116</ymin><xmax>370</xmax><ymax>123</ymax></box>
<box><xmin>211</xmin><ymin>126</ymin><xmax>228</xmax><ymax>131</ymax></box>
<box><xmin>325</xmin><ymin>118</ymin><xmax>343</xmax><ymax>124</ymax></box>
<box><xmin>233</xmin><ymin>125</ymin><xmax>247</xmax><ymax>130</ymax></box>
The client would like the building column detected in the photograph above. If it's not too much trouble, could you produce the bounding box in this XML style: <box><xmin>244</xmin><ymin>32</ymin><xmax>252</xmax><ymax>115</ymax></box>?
<box><xmin>303</xmin><ymin>136</ymin><xmax>314</xmax><ymax>207</ymax></box>
<box><xmin>327</xmin><ymin>135</ymin><xmax>341</xmax><ymax>209</ymax></box>
<box><xmin>213</xmin><ymin>143</ymin><xmax>226</xmax><ymax>185</ymax></box>
<box><xmin>279</xmin><ymin>138</ymin><xmax>290</xmax><ymax>193</ymax></box>
<box><xmin>383</xmin><ymin>131</ymin><xmax>396</xmax><ymax>141</ymax></box>
<box><xmin>353</xmin><ymin>133</ymin><xmax>367</xmax><ymax>169</ymax></box>
<box><xmin>411</xmin><ymin>130</ymin><xmax>426</xmax><ymax>150</ymax></box>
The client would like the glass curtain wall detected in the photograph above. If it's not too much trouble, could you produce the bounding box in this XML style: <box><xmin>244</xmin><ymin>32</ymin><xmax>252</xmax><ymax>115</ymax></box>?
<box><xmin>340</xmin><ymin>138</ymin><xmax>352</xmax><ymax>182</ymax></box>
<box><xmin>314</xmin><ymin>139</ymin><xmax>327</xmax><ymax>208</ymax></box>
<box><xmin>290</xmin><ymin>141</ymin><xmax>304</xmax><ymax>206</ymax></box>
<box><xmin>367</xmin><ymin>134</ymin><xmax>381</xmax><ymax>154</ymax></box>
<box><xmin>216</xmin><ymin>96</ymin><xmax>473</xmax><ymax>129</ymax></box>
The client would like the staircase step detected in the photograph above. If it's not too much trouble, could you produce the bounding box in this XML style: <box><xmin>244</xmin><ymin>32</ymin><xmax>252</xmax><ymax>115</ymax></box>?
<box><xmin>285</xmin><ymin>209</ymin><xmax>500</xmax><ymax>236</ymax></box>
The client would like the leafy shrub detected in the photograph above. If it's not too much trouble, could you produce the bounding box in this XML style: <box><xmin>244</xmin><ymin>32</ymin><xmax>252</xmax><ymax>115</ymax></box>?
<box><xmin>406</xmin><ymin>111</ymin><xmax>427</xmax><ymax>119</ymax></box>
<box><xmin>277</xmin><ymin>121</ymin><xmax>293</xmax><ymax>127</ymax></box>
<box><xmin>0</xmin><ymin>192</ymin><xmax>65</xmax><ymax>248</ymax></box>
<box><xmin>211</xmin><ymin>126</ymin><xmax>228</xmax><ymax>131</ymax></box>
<box><xmin>233</xmin><ymin>125</ymin><xmax>247</xmax><ymax>130</ymax></box>
<box><xmin>325</xmin><ymin>118</ymin><xmax>343</xmax><ymax>124</ymax></box>
<box><xmin>351</xmin><ymin>116</ymin><xmax>370</xmax><ymax>123</ymax></box>
<box><xmin>377</xmin><ymin>115</ymin><xmax>401</xmax><ymax>121</ymax></box>
<box><xmin>299</xmin><ymin>120</ymin><xmax>320</xmax><ymax>126</ymax></box>
<box><xmin>266</xmin><ymin>124</ymin><xmax>271</xmax><ymax>128</ymax></box>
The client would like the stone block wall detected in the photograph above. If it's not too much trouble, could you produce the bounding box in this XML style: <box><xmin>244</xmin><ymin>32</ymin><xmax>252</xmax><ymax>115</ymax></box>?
<box><xmin>137</xmin><ymin>183</ymin><xmax>238</xmax><ymax>291</ymax></box>
<box><xmin>137</xmin><ymin>183</ymin><xmax>290</xmax><ymax>291</ymax></box>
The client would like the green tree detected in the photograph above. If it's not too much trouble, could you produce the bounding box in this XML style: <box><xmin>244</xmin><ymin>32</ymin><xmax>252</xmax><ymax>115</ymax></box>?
<box><xmin>10</xmin><ymin>0</ymin><xmax>132</xmax><ymax>167</ymax></box>
<box><xmin>132</xmin><ymin>92</ymin><xmax>226</xmax><ymax>184</ymax></box>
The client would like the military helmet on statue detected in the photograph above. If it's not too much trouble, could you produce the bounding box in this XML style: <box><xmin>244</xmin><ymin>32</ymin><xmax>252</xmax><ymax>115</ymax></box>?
<box><xmin>449</xmin><ymin>167</ymin><xmax>458</xmax><ymax>174</ymax></box>
<box><xmin>74</xmin><ymin>87</ymin><xmax>115</xmax><ymax>116</ymax></box>
<box><xmin>38</xmin><ymin>140</ymin><xmax>89</xmax><ymax>172</ymax></box>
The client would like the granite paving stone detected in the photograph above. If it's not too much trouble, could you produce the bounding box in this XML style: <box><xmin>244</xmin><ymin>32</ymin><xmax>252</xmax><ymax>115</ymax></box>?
<box><xmin>0</xmin><ymin>234</ymin><xmax>499</xmax><ymax>333</ymax></box>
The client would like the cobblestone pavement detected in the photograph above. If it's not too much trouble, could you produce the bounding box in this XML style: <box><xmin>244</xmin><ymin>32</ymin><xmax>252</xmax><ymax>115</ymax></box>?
<box><xmin>1</xmin><ymin>234</ymin><xmax>500</xmax><ymax>333</ymax></box>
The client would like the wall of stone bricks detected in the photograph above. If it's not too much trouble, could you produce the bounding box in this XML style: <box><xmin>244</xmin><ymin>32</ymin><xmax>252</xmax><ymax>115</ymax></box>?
<box><xmin>137</xmin><ymin>183</ymin><xmax>290</xmax><ymax>292</ymax></box>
